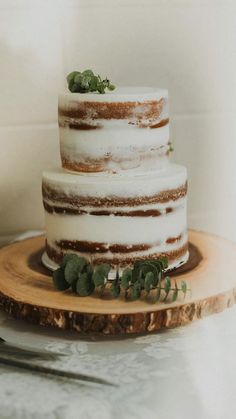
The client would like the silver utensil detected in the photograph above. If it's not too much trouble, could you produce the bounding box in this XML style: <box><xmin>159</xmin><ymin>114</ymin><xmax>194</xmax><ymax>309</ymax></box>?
<box><xmin>0</xmin><ymin>338</ymin><xmax>116</xmax><ymax>387</ymax></box>
<box><xmin>0</xmin><ymin>354</ymin><xmax>116</xmax><ymax>387</ymax></box>
<box><xmin>0</xmin><ymin>337</ymin><xmax>65</xmax><ymax>360</ymax></box>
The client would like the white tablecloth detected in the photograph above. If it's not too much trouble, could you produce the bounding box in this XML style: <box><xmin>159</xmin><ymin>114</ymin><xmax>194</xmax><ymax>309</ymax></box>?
<box><xmin>0</xmin><ymin>233</ymin><xmax>235</xmax><ymax>419</ymax></box>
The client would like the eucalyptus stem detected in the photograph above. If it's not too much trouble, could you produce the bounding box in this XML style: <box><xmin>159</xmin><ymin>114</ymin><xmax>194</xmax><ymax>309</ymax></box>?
<box><xmin>53</xmin><ymin>254</ymin><xmax>190</xmax><ymax>304</ymax></box>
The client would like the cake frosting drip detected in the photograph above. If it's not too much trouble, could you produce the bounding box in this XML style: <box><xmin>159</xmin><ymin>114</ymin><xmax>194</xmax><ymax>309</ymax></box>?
<box><xmin>58</xmin><ymin>87</ymin><xmax>169</xmax><ymax>174</ymax></box>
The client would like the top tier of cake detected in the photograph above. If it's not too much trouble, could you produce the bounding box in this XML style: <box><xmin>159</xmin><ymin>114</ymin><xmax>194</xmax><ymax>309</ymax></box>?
<box><xmin>58</xmin><ymin>87</ymin><xmax>169</xmax><ymax>174</ymax></box>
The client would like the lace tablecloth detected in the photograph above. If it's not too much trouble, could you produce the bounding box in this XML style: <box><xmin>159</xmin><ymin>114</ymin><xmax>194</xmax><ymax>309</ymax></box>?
<box><xmin>0</xmin><ymin>233</ymin><xmax>236</xmax><ymax>419</ymax></box>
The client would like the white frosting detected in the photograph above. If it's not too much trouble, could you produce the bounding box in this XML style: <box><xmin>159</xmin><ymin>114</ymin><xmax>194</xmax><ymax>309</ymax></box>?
<box><xmin>45</xmin><ymin>203</ymin><xmax>187</xmax><ymax>245</ymax></box>
<box><xmin>58</xmin><ymin>86</ymin><xmax>169</xmax><ymax>174</ymax></box>
<box><xmin>43</xmin><ymin>86</ymin><xmax>188</xmax><ymax>271</ymax></box>
<box><xmin>43</xmin><ymin>164</ymin><xmax>188</xmax><ymax>270</ymax></box>
<box><xmin>59</xmin><ymin>86</ymin><xmax>168</xmax><ymax>104</ymax></box>
<box><xmin>43</xmin><ymin>197</ymin><xmax>186</xmax><ymax>213</ymax></box>
<box><xmin>60</xmin><ymin>121</ymin><xmax>169</xmax><ymax>154</ymax></box>
<box><xmin>42</xmin><ymin>164</ymin><xmax>187</xmax><ymax>199</ymax></box>
<box><xmin>59</xmin><ymin>122</ymin><xmax>170</xmax><ymax>173</ymax></box>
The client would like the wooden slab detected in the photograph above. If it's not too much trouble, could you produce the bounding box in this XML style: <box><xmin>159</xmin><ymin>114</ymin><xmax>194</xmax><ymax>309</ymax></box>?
<box><xmin>0</xmin><ymin>230</ymin><xmax>235</xmax><ymax>335</ymax></box>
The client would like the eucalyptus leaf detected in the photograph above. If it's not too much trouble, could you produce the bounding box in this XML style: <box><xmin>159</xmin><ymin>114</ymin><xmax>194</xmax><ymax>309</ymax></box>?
<box><xmin>181</xmin><ymin>281</ymin><xmax>187</xmax><ymax>296</ymax></box>
<box><xmin>61</xmin><ymin>253</ymin><xmax>78</xmax><ymax>269</ymax></box>
<box><xmin>82</xmin><ymin>69</ymin><xmax>94</xmax><ymax>77</ymax></box>
<box><xmin>68</xmin><ymin>79</ymin><xmax>75</xmax><ymax>92</ymax></box>
<box><xmin>67</xmin><ymin>70</ymin><xmax>116</xmax><ymax>94</ymax></box>
<box><xmin>64</xmin><ymin>260</ymin><xmax>79</xmax><ymax>284</ymax></box>
<box><xmin>71</xmin><ymin>83</ymin><xmax>79</xmax><ymax>93</ymax></box>
<box><xmin>163</xmin><ymin>276</ymin><xmax>171</xmax><ymax>302</ymax></box>
<box><xmin>121</xmin><ymin>268</ymin><xmax>132</xmax><ymax>290</ymax></box>
<box><xmin>160</xmin><ymin>257</ymin><xmax>168</xmax><ymax>270</ymax></box>
<box><xmin>144</xmin><ymin>271</ymin><xmax>155</xmax><ymax>294</ymax></box>
<box><xmin>156</xmin><ymin>283</ymin><xmax>162</xmax><ymax>302</ymax></box>
<box><xmin>97</xmin><ymin>83</ymin><xmax>105</xmax><ymax>94</ymax></box>
<box><xmin>74</xmin><ymin>73</ymin><xmax>83</xmax><ymax>84</ymax></box>
<box><xmin>92</xmin><ymin>264</ymin><xmax>111</xmax><ymax>287</ymax></box>
<box><xmin>172</xmin><ymin>280</ymin><xmax>178</xmax><ymax>302</ymax></box>
<box><xmin>53</xmin><ymin>268</ymin><xmax>70</xmax><ymax>291</ymax></box>
<box><xmin>92</xmin><ymin>271</ymin><xmax>105</xmax><ymax>288</ymax></box>
<box><xmin>158</xmin><ymin>271</ymin><xmax>162</xmax><ymax>282</ymax></box>
<box><xmin>90</xmin><ymin>76</ymin><xmax>99</xmax><ymax>91</ymax></box>
<box><xmin>96</xmin><ymin>264</ymin><xmax>111</xmax><ymax>277</ymax></box>
<box><xmin>110</xmin><ymin>281</ymin><xmax>120</xmax><ymax>298</ymax></box>
<box><xmin>130</xmin><ymin>280</ymin><xmax>142</xmax><ymax>300</ymax></box>
<box><xmin>66</xmin><ymin>71</ymin><xmax>80</xmax><ymax>84</ymax></box>
<box><xmin>131</xmin><ymin>265</ymin><xmax>140</xmax><ymax>283</ymax></box>
<box><xmin>85</xmin><ymin>263</ymin><xmax>93</xmax><ymax>276</ymax></box>
<box><xmin>164</xmin><ymin>276</ymin><xmax>171</xmax><ymax>294</ymax></box>
<box><xmin>132</xmin><ymin>260</ymin><xmax>145</xmax><ymax>283</ymax></box>
<box><xmin>76</xmin><ymin>272</ymin><xmax>94</xmax><ymax>297</ymax></box>
<box><xmin>139</xmin><ymin>262</ymin><xmax>159</xmax><ymax>282</ymax></box>
<box><xmin>149</xmin><ymin>260</ymin><xmax>163</xmax><ymax>276</ymax></box>
<box><xmin>64</xmin><ymin>256</ymin><xmax>88</xmax><ymax>284</ymax></box>
<box><xmin>146</xmin><ymin>259</ymin><xmax>167</xmax><ymax>276</ymax></box>
<box><xmin>80</xmin><ymin>76</ymin><xmax>90</xmax><ymax>90</ymax></box>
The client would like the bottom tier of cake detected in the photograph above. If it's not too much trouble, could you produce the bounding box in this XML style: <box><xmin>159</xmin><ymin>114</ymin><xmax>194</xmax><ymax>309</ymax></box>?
<box><xmin>42</xmin><ymin>164</ymin><xmax>189</xmax><ymax>273</ymax></box>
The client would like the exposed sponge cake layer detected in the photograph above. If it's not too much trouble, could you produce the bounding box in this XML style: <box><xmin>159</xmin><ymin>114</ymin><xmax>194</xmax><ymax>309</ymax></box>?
<box><xmin>58</xmin><ymin>87</ymin><xmax>169</xmax><ymax>173</ymax></box>
<box><xmin>42</xmin><ymin>164</ymin><xmax>188</xmax><ymax>271</ymax></box>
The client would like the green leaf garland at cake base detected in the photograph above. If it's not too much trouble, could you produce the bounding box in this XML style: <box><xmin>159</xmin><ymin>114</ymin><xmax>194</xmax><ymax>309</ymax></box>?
<box><xmin>52</xmin><ymin>254</ymin><xmax>189</xmax><ymax>304</ymax></box>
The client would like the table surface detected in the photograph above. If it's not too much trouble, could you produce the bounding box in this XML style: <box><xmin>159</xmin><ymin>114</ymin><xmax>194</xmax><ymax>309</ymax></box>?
<box><xmin>0</xmin><ymin>233</ymin><xmax>236</xmax><ymax>419</ymax></box>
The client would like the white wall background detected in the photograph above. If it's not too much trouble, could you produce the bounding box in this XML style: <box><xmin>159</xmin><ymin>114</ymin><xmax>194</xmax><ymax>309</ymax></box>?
<box><xmin>1</xmin><ymin>0</ymin><xmax>236</xmax><ymax>241</ymax></box>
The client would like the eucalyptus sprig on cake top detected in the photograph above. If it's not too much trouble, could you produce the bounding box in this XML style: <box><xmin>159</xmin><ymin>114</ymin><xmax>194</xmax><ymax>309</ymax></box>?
<box><xmin>67</xmin><ymin>69</ymin><xmax>116</xmax><ymax>94</ymax></box>
<box><xmin>53</xmin><ymin>254</ymin><xmax>189</xmax><ymax>303</ymax></box>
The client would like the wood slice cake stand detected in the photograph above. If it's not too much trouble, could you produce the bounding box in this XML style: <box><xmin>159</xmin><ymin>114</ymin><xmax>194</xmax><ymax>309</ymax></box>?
<box><xmin>0</xmin><ymin>230</ymin><xmax>235</xmax><ymax>335</ymax></box>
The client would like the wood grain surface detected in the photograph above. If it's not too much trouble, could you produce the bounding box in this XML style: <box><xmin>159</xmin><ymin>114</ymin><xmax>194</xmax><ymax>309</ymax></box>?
<box><xmin>0</xmin><ymin>230</ymin><xmax>235</xmax><ymax>335</ymax></box>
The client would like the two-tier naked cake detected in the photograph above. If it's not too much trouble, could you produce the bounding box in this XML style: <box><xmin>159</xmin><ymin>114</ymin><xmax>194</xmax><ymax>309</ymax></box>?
<box><xmin>42</xmin><ymin>86</ymin><xmax>188</xmax><ymax>274</ymax></box>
